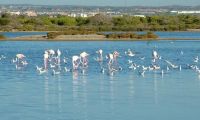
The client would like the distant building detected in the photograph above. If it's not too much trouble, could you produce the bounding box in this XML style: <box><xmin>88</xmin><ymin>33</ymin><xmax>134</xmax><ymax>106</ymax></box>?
<box><xmin>133</xmin><ymin>15</ymin><xmax>146</xmax><ymax>18</ymax></box>
<box><xmin>24</xmin><ymin>11</ymin><xmax>37</xmax><ymax>17</ymax></box>
<box><xmin>178</xmin><ymin>11</ymin><xmax>200</xmax><ymax>14</ymax></box>
<box><xmin>170</xmin><ymin>11</ymin><xmax>200</xmax><ymax>14</ymax></box>
<box><xmin>69</xmin><ymin>13</ymin><xmax>76</xmax><ymax>17</ymax></box>
<box><xmin>80</xmin><ymin>13</ymin><xmax>88</xmax><ymax>17</ymax></box>
<box><xmin>87</xmin><ymin>12</ymin><xmax>98</xmax><ymax>17</ymax></box>
<box><xmin>68</xmin><ymin>13</ymin><xmax>92</xmax><ymax>18</ymax></box>
<box><xmin>9</xmin><ymin>11</ymin><xmax>20</xmax><ymax>15</ymax></box>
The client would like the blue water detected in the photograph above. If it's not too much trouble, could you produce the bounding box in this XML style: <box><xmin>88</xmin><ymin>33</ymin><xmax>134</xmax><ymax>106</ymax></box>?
<box><xmin>1</xmin><ymin>32</ymin><xmax>200</xmax><ymax>120</ymax></box>
<box><xmin>155</xmin><ymin>31</ymin><xmax>200</xmax><ymax>39</ymax></box>
<box><xmin>1</xmin><ymin>32</ymin><xmax>47</xmax><ymax>38</ymax></box>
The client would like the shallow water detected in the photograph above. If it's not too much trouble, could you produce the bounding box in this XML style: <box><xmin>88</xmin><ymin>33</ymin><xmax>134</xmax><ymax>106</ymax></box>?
<box><xmin>1</xmin><ymin>32</ymin><xmax>47</xmax><ymax>38</ymax></box>
<box><xmin>1</xmin><ymin>32</ymin><xmax>200</xmax><ymax>120</ymax></box>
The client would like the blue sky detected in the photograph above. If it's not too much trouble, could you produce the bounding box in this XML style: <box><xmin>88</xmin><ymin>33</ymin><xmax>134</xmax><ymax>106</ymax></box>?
<box><xmin>0</xmin><ymin>0</ymin><xmax>199</xmax><ymax>6</ymax></box>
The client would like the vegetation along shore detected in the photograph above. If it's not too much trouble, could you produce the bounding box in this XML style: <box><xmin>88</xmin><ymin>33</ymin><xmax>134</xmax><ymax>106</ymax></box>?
<box><xmin>0</xmin><ymin>13</ymin><xmax>199</xmax><ymax>32</ymax></box>
<box><xmin>0</xmin><ymin>13</ymin><xmax>200</xmax><ymax>41</ymax></box>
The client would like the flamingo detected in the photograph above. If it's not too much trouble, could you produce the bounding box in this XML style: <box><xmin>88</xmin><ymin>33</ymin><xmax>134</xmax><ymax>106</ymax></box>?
<box><xmin>148</xmin><ymin>66</ymin><xmax>154</xmax><ymax>71</ymax></box>
<box><xmin>125</xmin><ymin>49</ymin><xmax>135</xmax><ymax>57</ymax></box>
<box><xmin>63</xmin><ymin>57</ymin><xmax>68</xmax><ymax>64</ymax></box>
<box><xmin>142</xmin><ymin>66</ymin><xmax>148</xmax><ymax>71</ymax></box>
<box><xmin>0</xmin><ymin>55</ymin><xmax>6</xmax><ymax>60</ymax></box>
<box><xmin>52</xmin><ymin>69</ymin><xmax>60</xmax><ymax>75</ymax></box>
<box><xmin>46</xmin><ymin>49</ymin><xmax>55</xmax><ymax>57</ymax></box>
<box><xmin>153</xmin><ymin>65</ymin><xmax>160</xmax><ymax>70</ymax></box>
<box><xmin>12</xmin><ymin>58</ymin><xmax>17</xmax><ymax>63</ymax></box>
<box><xmin>113</xmin><ymin>51</ymin><xmax>120</xmax><ymax>65</ymax></box>
<box><xmin>196</xmin><ymin>69</ymin><xmax>200</xmax><ymax>74</ymax></box>
<box><xmin>140</xmin><ymin>57</ymin><xmax>145</xmax><ymax>60</ymax></box>
<box><xmin>14</xmin><ymin>54</ymin><xmax>28</xmax><ymax>68</ymax></box>
<box><xmin>165</xmin><ymin>60</ymin><xmax>178</xmax><ymax>69</ymax></box>
<box><xmin>36</xmin><ymin>65</ymin><xmax>43</xmax><ymax>71</ymax></box>
<box><xmin>43</xmin><ymin>52</ymin><xmax>49</xmax><ymax>70</ymax></box>
<box><xmin>180</xmin><ymin>51</ymin><xmax>184</xmax><ymax>55</ymax></box>
<box><xmin>64</xmin><ymin>67</ymin><xmax>71</xmax><ymax>72</ymax></box>
<box><xmin>139</xmin><ymin>70</ymin><xmax>145</xmax><ymax>77</ymax></box>
<box><xmin>129</xmin><ymin>63</ymin><xmax>137</xmax><ymax>70</ymax></box>
<box><xmin>21</xmin><ymin>60</ymin><xmax>28</xmax><ymax>65</ymax></box>
<box><xmin>161</xmin><ymin>70</ymin><xmax>164</xmax><ymax>76</ymax></box>
<box><xmin>50</xmin><ymin>64</ymin><xmax>56</xmax><ymax>68</ymax></box>
<box><xmin>100</xmin><ymin>67</ymin><xmax>105</xmax><ymax>74</ymax></box>
<box><xmin>194</xmin><ymin>56</ymin><xmax>199</xmax><ymax>63</ymax></box>
<box><xmin>167</xmin><ymin>66</ymin><xmax>170</xmax><ymax>71</ymax></box>
<box><xmin>128</xmin><ymin>59</ymin><xmax>133</xmax><ymax>64</ymax></box>
<box><xmin>106</xmin><ymin>51</ymin><xmax>121</xmax><ymax>73</ymax></box>
<box><xmin>36</xmin><ymin>65</ymin><xmax>47</xmax><ymax>74</ymax></box>
<box><xmin>56</xmin><ymin>49</ymin><xmax>61</xmax><ymax>65</ymax></box>
<box><xmin>152</xmin><ymin>50</ymin><xmax>159</xmax><ymax>60</ymax></box>
<box><xmin>106</xmin><ymin>53</ymin><xmax>114</xmax><ymax>65</ymax></box>
<box><xmin>72</xmin><ymin>55</ymin><xmax>80</xmax><ymax>70</ymax></box>
<box><xmin>95</xmin><ymin>49</ymin><xmax>103</xmax><ymax>62</ymax></box>
<box><xmin>38</xmin><ymin>69</ymin><xmax>47</xmax><ymax>74</ymax></box>
<box><xmin>80</xmin><ymin>52</ymin><xmax>89</xmax><ymax>68</ymax></box>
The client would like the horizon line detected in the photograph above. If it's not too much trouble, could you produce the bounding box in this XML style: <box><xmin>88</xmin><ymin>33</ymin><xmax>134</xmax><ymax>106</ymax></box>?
<box><xmin>0</xmin><ymin>3</ymin><xmax>200</xmax><ymax>7</ymax></box>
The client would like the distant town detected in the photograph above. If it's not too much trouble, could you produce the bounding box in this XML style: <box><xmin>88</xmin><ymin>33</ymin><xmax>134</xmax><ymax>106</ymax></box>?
<box><xmin>0</xmin><ymin>4</ymin><xmax>200</xmax><ymax>17</ymax></box>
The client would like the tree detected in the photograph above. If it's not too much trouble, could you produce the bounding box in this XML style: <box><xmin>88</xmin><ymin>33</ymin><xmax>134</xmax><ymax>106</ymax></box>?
<box><xmin>1</xmin><ymin>13</ymin><xmax>11</xmax><ymax>18</ymax></box>
<box><xmin>0</xmin><ymin>18</ymin><xmax>10</xmax><ymax>25</ymax></box>
<box><xmin>76</xmin><ymin>17</ymin><xmax>89</xmax><ymax>26</ymax></box>
<box><xmin>112</xmin><ymin>17</ymin><xmax>127</xmax><ymax>26</ymax></box>
<box><xmin>89</xmin><ymin>14</ymin><xmax>112</xmax><ymax>26</ymax></box>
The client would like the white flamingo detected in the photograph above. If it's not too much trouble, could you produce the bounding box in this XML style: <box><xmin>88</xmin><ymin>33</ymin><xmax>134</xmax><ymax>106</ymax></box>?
<box><xmin>142</xmin><ymin>66</ymin><xmax>148</xmax><ymax>71</ymax></box>
<box><xmin>125</xmin><ymin>49</ymin><xmax>135</xmax><ymax>57</ymax></box>
<box><xmin>80</xmin><ymin>52</ymin><xmax>89</xmax><ymax>68</ymax></box>
<box><xmin>100</xmin><ymin>67</ymin><xmax>105</xmax><ymax>74</ymax></box>
<box><xmin>44</xmin><ymin>52</ymin><xmax>49</xmax><ymax>70</ymax></box>
<box><xmin>52</xmin><ymin>69</ymin><xmax>60</xmax><ymax>75</ymax></box>
<box><xmin>36</xmin><ymin>65</ymin><xmax>47</xmax><ymax>74</ymax></box>
<box><xmin>95</xmin><ymin>49</ymin><xmax>103</xmax><ymax>62</ymax></box>
<box><xmin>152</xmin><ymin>50</ymin><xmax>159</xmax><ymax>60</ymax></box>
<box><xmin>56</xmin><ymin>49</ymin><xmax>61</xmax><ymax>65</ymax></box>
<box><xmin>139</xmin><ymin>70</ymin><xmax>145</xmax><ymax>77</ymax></box>
<box><xmin>50</xmin><ymin>64</ymin><xmax>56</xmax><ymax>68</ymax></box>
<box><xmin>167</xmin><ymin>66</ymin><xmax>170</xmax><ymax>71</ymax></box>
<box><xmin>64</xmin><ymin>67</ymin><xmax>71</xmax><ymax>72</ymax></box>
<box><xmin>153</xmin><ymin>65</ymin><xmax>160</xmax><ymax>70</ymax></box>
<box><xmin>194</xmin><ymin>56</ymin><xmax>199</xmax><ymax>63</ymax></box>
<box><xmin>12</xmin><ymin>58</ymin><xmax>17</xmax><ymax>63</ymax></box>
<box><xmin>129</xmin><ymin>64</ymin><xmax>137</xmax><ymax>70</ymax></box>
<box><xmin>72</xmin><ymin>55</ymin><xmax>80</xmax><ymax>70</ymax></box>
<box><xmin>106</xmin><ymin>53</ymin><xmax>114</xmax><ymax>65</ymax></box>
<box><xmin>128</xmin><ymin>60</ymin><xmax>133</xmax><ymax>64</ymax></box>
<box><xmin>21</xmin><ymin>60</ymin><xmax>28</xmax><ymax>65</ymax></box>
<box><xmin>63</xmin><ymin>57</ymin><xmax>68</xmax><ymax>64</ymax></box>
<box><xmin>161</xmin><ymin>70</ymin><xmax>164</xmax><ymax>76</ymax></box>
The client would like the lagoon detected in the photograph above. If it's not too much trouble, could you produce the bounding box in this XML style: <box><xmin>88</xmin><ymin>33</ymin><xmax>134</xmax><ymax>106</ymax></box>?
<box><xmin>0</xmin><ymin>32</ymin><xmax>200</xmax><ymax>120</ymax></box>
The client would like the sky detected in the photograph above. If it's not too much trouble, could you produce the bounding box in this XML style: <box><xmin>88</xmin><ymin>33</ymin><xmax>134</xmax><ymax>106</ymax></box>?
<box><xmin>0</xmin><ymin>0</ymin><xmax>199</xmax><ymax>6</ymax></box>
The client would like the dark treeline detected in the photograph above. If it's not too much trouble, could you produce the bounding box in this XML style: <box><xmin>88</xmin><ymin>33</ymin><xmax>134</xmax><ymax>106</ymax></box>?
<box><xmin>47</xmin><ymin>30</ymin><xmax>158</xmax><ymax>39</ymax></box>
<box><xmin>105</xmin><ymin>31</ymin><xmax>158</xmax><ymax>39</ymax></box>
<box><xmin>0</xmin><ymin>13</ymin><xmax>200</xmax><ymax>31</ymax></box>
<box><xmin>47</xmin><ymin>29</ymin><xmax>96</xmax><ymax>39</ymax></box>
